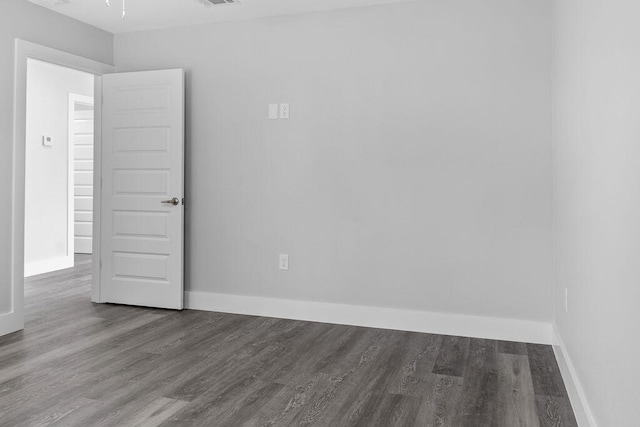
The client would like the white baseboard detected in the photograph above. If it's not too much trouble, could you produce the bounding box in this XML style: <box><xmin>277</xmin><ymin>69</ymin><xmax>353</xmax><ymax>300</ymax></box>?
<box><xmin>24</xmin><ymin>256</ymin><xmax>74</xmax><ymax>278</ymax></box>
<box><xmin>185</xmin><ymin>291</ymin><xmax>553</xmax><ymax>344</ymax></box>
<box><xmin>0</xmin><ymin>310</ymin><xmax>23</xmax><ymax>337</ymax></box>
<box><xmin>552</xmin><ymin>324</ymin><xmax>598</xmax><ymax>427</ymax></box>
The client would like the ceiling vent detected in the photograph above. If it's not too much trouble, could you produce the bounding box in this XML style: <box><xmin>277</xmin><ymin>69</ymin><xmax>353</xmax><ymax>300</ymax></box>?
<box><xmin>40</xmin><ymin>0</ymin><xmax>68</xmax><ymax>6</ymax></box>
<box><xmin>205</xmin><ymin>0</ymin><xmax>239</xmax><ymax>5</ymax></box>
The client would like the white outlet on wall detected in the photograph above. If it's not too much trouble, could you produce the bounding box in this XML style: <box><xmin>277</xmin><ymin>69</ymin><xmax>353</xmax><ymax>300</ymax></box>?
<box><xmin>564</xmin><ymin>287</ymin><xmax>569</xmax><ymax>312</ymax></box>
<box><xmin>279</xmin><ymin>254</ymin><xmax>289</xmax><ymax>271</ymax></box>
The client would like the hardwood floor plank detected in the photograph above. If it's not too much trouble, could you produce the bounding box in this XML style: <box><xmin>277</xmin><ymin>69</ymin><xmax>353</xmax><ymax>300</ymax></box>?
<box><xmin>118</xmin><ymin>397</ymin><xmax>191</xmax><ymax>427</ymax></box>
<box><xmin>309</xmin><ymin>327</ymin><xmax>386</xmax><ymax>380</ymax></box>
<box><xmin>365</xmin><ymin>393</ymin><xmax>420</xmax><ymax>427</ymax></box>
<box><xmin>0</xmin><ymin>311</ymin><xmax>165</xmax><ymax>385</ymax></box>
<box><xmin>527</xmin><ymin>343</ymin><xmax>569</xmax><ymax>398</ymax></box>
<box><xmin>454</xmin><ymin>338</ymin><xmax>499</xmax><ymax>426</ymax></box>
<box><xmin>209</xmin><ymin>381</ymin><xmax>285</xmax><ymax>426</ymax></box>
<box><xmin>414</xmin><ymin>374</ymin><xmax>464</xmax><ymax>426</ymax></box>
<box><xmin>261</xmin><ymin>322</ymin><xmax>356</xmax><ymax>385</ymax></box>
<box><xmin>23</xmin><ymin>397</ymin><xmax>102</xmax><ymax>427</ymax></box>
<box><xmin>333</xmin><ymin>333</ymin><xmax>408</xmax><ymax>426</ymax></box>
<box><xmin>164</xmin><ymin>320</ymin><xmax>318</xmax><ymax>403</ymax></box>
<box><xmin>242</xmin><ymin>374</ymin><xmax>335</xmax><ymax>426</ymax></box>
<box><xmin>497</xmin><ymin>340</ymin><xmax>528</xmax><ymax>355</ymax></box>
<box><xmin>535</xmin><ymin>395</ymin><xmax>579</xmax><ymax>427</ymax></box>
<box><xmin>432</xmin><ymin>335</ymin><xmax>470</xmax><ymax>377</ymax></box>
<box><xmin>495</xmin><ymin>353</ymin><xmax>540</xmax><ymax>427</ymax></box>
<box><xmin>37</xmin><ymin>397</ymin><xmax>109</xmax><ymax>427</ymax></box>
<box><xmin>311</xmin><ymin>326</ymin><xmax>367</xmax><ymax>375</ymax></box>
<box><xmin>287</xmin><ymin>329</ymin><xmax>392</xmax><ymax>425</ymax></box>
<box><xmin>388</xmin><ymin>332</ymin><xmax>442</xmax><ymax>397</ymax></box>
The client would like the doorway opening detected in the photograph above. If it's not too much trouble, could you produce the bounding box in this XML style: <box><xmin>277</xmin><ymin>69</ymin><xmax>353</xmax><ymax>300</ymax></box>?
<box><xmin>2</xmin><ymin>39</ymin><xmax>114</xmax><ymax>337</ymax></box>
<box><xmin>5</xmin><ymin>40</ymin><xmax>184</xmax><ymax>339</ymax></box>
<box><xmin>24</xmin><ymin>58</ymin><xmax>95</xmax><ymax>278</ymax></box>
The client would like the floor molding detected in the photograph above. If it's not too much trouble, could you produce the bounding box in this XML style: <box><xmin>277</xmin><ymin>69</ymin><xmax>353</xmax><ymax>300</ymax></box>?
<box><xmin>0</xmin><ymin>311</ymin><xmax>23</xmax><ymax>337</ymax></box>
<box><xmin>185</xmin><ymin>291</ymin><xmax>553</xmax><ymax>344</ymax></box>
<box><xmin>553</xmin><ymin>324</ymin><xmax>598</xmax><ymax>427</ymax></box>
<box><xmin>24</xmin><ymin>256</ymin><xmax>74</xmax><ymax>278</ymax></box>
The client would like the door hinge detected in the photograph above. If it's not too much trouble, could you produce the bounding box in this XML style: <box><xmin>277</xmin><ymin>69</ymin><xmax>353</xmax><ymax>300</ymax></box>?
<box><xmin>99</xmin><ymin>258</ymin><xmax>102</xmax><ymax>269</ymax></box>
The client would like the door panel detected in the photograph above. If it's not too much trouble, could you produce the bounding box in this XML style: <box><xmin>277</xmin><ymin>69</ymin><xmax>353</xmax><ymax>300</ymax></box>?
<box><xmin>75</xmin><ymin>171</ymin><xmax>93</xmax><ymax>186</ymax></box>
<box><xmin>100</xmin><ymin>69</ymin><xmax>184</xmax><ymax>310</ymax></box>
<box><xmin>75</xmin><ymin>196</ymin><xmax>93</xmax><ymax>211</ymax></box>
<box><xmin>71</xmin><ymin>97</ymin><xmax>94</xmax><ymax>255</ymax></box>
<box><xmin>75</xmin><ymin>211</ymin><xmax>93</xmax><ymax>222</ymax></box>
<box><xmin>75</xmin><ymin>145</ymin><xmax>94</xmax><ymax>160</ymax></box>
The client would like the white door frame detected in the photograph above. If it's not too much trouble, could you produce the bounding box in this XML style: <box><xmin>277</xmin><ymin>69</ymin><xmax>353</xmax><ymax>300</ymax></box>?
<box><xmin>68</xmin><ymin>93</ymin><xmax>95</xmax><ymax>256</ymax></box>
<box><xmin>5</xmin><ymin>39</ymin><xmax>114</xmax><ymax>336</ymax></box>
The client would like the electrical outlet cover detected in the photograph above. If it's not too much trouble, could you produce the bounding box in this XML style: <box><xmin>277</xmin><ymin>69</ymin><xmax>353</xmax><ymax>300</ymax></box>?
<box><xmin>269</xmin><ymin>104</ymin><xmax>279</xmax><ymax>120</ymax></box>
<box><xmin>279</xmin><ymin>254</ymin><xmax>289</xmax><ymax>271</ymax></box>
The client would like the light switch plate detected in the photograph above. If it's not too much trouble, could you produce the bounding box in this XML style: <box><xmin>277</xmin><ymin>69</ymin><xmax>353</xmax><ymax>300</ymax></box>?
<box><xmin>268</xmin><ymin>104</ymin><xmax>279</xmax><ymax>120</ymax></box>
<box><xmin>279</xmin><ymin>103</ymin><xmax>290</xmax><ymax>119</ymax></box>
<box><xmin>42</xmin><ymin>136</ymin><xmax>53</xmax><ymax>146</ymax></box>
<box><xmin>279</xmin><ymin>254</ymin><xmax>289</xmax><ymax>271</ymax></box>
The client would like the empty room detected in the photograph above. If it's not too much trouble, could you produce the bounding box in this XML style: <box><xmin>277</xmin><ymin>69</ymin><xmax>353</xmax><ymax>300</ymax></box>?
<box><xmin>0</xmin><ymin>0</ymin><xmax>637</xmax><ymax>426</ymax></box>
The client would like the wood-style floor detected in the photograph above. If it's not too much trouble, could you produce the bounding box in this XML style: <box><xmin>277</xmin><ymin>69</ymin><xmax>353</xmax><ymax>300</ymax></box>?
<box><xmin>0</xmin><ymin>255</ymin><xmax>577</xmax><ymax>426</ymax></box>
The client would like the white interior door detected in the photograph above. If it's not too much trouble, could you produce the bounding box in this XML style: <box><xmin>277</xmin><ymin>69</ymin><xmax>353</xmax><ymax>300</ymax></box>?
<box><xmin>100</xmin><ymin>69</ymin><xmax>184</xmax><ymax>310</ymax></box>
<box><xmin>71</xmin><ymin>95</ymin><xmax>94</xmax><ymax>254</ymax></box>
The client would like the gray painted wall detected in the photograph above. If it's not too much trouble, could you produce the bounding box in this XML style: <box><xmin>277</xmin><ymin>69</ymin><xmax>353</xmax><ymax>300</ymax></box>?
<box><xmin>0</xmin><ymin>0</ymin><xmax>112</xmax><ymax>314</ymax></box>
<box><xmin>553</xmin><ymin>0</ymin><xmax>640</xmax><ymax>425</ymax></box>
<box><xmin>115</xmin><ymin>0</ymin><xmax>553</xmax><ymax>321</ymax></box>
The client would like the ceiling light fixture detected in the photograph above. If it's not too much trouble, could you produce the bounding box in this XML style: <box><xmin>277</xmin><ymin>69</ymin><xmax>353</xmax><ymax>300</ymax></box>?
<box><xmin>105</xmin><ymin>0</ymin><xmax>126</xmax><ymax>19</ymax></box>
<box><xmin>103</xmin><ymin>0</ymin><xmax>235</xmax><ymax>19</ymax></box>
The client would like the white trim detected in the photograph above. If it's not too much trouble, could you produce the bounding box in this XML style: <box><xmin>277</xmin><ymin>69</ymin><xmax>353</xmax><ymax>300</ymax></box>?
<box><xmin>24</xmin><ymin>256</ymin><xmax>74</xmax><ymax>278</ymax></box>
<box><xmin>552</xmin><ymin>324</ymin><xmax>598</xmax><ymax>427</ymax></box>
<box><xmin>91</xmin><ymin>77</ymin><xmax>103</xmax><ymax>303</ymax></box>
<box><xmin>0</xmin><ymin>311</ymin><xmax>23</xmax><ymax>338</ymax></box>
<box><xmin>185</xmin><ymin>291</ymin><xmax>554</xmax><ymax>344</ymax></box>
<box><xmin>4</xmin><ymin>39</ymin><xmax>114</xmax><ymax>338</ymax></box>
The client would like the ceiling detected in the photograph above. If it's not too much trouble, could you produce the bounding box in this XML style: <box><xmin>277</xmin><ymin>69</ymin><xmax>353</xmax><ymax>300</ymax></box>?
<box><xmin>26</xmin><ymin>0</ymin><xmax>418</xmax><ymax>34</ymax></box>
